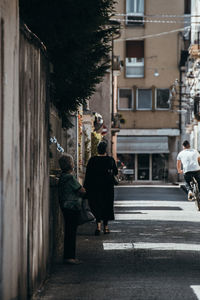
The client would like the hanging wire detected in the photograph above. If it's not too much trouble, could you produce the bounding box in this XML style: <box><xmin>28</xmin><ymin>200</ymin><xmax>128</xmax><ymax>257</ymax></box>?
<box><xmin>113</xmin><ymin>13</ymin><xmax>195</xmax><ymax>18</ymax></box>
<box><xmin>110</xmin><ymin>17</ymin><xmax>194</xmax><ymax>24</ymax></box>
<box><xmin>114</xmin><ymin>26</ymin><xmax>190</xmax><ymax>41</ymax></box>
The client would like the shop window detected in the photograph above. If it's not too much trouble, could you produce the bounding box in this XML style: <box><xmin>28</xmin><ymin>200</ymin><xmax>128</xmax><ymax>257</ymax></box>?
<box><xmin>152</xmin><ymin>154</ymin><xmax>168</xmax><ymax>181</ymax></box>
<box><xmin>137</xmin><ymin>89</ymin><xmax>152</xmax><ymax>110</ymax></box>
<box><xmin>126</xmin><ymin>0</ymin><xmax>144</xmax><ymax>25</ymax></box>
<box><xmin>126</xmin><ymin>41</ymin><xmax>144</xmax><ymax>78</ymax></box>
<box><xmin>156</xmin><ymin>89</ymin><xmax>170</xmax><ymax>109</ymax></box>
<box><xmin>118</xmin><ymin>88</ymin><xmax>133</xmax><ymax>110</ymax></box>
<box><xmin>117</xmin><ymin>154</ymin><xmax>135</xmax><ymax>181</ymax></box>
<box><xmin>138</xmin><ymin>154</ymin><xmax>149</xmax><ymax>180</ymax></box>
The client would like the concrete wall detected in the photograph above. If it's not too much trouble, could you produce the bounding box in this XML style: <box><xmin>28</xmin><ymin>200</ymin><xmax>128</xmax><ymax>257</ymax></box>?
<box><xmin>89</xmin><ymin>72</ymin><xmax>112</xmax><ymax>154</ymax></box>
<box><xmin>49</xmin><ymin>106</ymin><xmax>79</xmax><ymax>262</ymax></box>
<box><xmin>0</xmin><ymin>1</ymin><xmax>21</xmax><ymax>299</ymax></box>
<box><xmin>19</xmin><ymin>25</ymin><xmax>50</xmax><ymax>298</ymax></box>
<box><xmin>118</xmin><ymin>110</ymin><xmax>179</xmax><ymax>129</ymax></box>
<box><xmin>168</xmin><ymin>136</ymin><xmax>180</xmax><ymax>182</ymax></box>
<box><xmin>0</xmin><ymin>3</ymin><xmax>79</xmax><ymax>299</ymax></box>
<box><xmin>49</xmin><ymin>105</ymin><xmax>69</xmax><ymax>171</ymax></box>
<box><xmin>49</xmin><ymin>177</ymin><xmax>64</xmax><ymax>264</ymax></box>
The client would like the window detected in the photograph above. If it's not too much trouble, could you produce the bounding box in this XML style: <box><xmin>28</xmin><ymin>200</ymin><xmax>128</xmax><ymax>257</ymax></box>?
<box><xmin>126</xmin><ymin>0</ymin><xmax>144</xmax><ymax>25</ymax></box>
<box><xmin>118</xmin><ymin>89</ymin><xmax>133</xmax><ymax>110</ymax></box>
<box><xmin>117</xmin><ymin>154</ymin><xmax>135</xmax><ymax>181</ymax></box>
<box><xmin>126</xmin><ymin>41</ymin><xmax>144</xmax><ymax>78</ymax></box>
<box><xmin>137</xmin><ymin>89</ymin><xmax>152</xmax><ymax>110</ymax></box>
<box><xmin>156</xmin><ymin>89</ymin><xmax>170</xmax><ymax>109</ymax></box>
<box><xmin>152</xmin><ymin>154</ymin><xmax>168</xmax><ymax>181</ymax></box>
<box><xmin>184</xmin><ymin>0</ymin><xmax>191</xmax><ymax>14</ymax></box>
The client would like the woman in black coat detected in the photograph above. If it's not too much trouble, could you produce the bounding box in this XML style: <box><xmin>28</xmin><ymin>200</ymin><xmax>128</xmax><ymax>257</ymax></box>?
<box><xmin>84</xmin><ymin>141</ymin><xmax>118</xmax><ymax>235</ymax></box>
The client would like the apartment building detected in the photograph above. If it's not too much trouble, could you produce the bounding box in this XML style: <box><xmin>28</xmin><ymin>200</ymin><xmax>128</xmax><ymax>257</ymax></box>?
<box><xmin>180</xmin><ymin>0</ymin><xmax>200</xmax><ymax>151</ymax></box>
<box><xmin>113</xmin><ymin>0</ymin><xmax>187</xmax><ymax>182</ymax></box>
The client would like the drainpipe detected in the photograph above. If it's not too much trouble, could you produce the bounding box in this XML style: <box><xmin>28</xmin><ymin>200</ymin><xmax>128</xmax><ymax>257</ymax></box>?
<box><xmin>110</xmin><ymin>23</ymin><xmax>121</xmax><ymax>155</ymax></box>
<box><xmin>111</xmin><ymin>36</ymin><xmax>114</xmax><ymax>126</ymax></box>
<box><xmin>179</xmin><ymin>68</ymin><xmax>182</xmax><ymax>135</ymax></box>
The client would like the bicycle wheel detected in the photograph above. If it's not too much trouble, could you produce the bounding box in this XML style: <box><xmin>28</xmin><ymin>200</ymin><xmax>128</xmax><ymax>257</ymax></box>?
<box><xmin>194</xmin><ymin>183</ymin><xmax>200</xmax><ymax>211</ymax></box>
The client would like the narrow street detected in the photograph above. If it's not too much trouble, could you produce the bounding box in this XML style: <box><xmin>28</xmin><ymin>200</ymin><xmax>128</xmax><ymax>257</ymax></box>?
<box><xmin>35</xmin><ymin>186</ymin><xmax>200</xmax><ymax>300</ymax></box>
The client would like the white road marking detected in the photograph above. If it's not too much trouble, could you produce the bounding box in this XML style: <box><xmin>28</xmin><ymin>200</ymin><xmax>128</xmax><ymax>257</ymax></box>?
<box><xmin>134</xmin><ymin>243</ymin><xmax>200</xmax><ymax>251</ymax></box>
<box><xmin>103</xmin><ymin>242</ymin><xmax>200</xmax><ymax>252</ymax></box>
<box><xmin>115</xmin><ymin>201</ymin><xmax>192</xmax><ymax>210</ymax></box>
<box><xmin>115</xmin><ymin>211</ymin><xmax>200</xmax><ymax>222</ymax></box>
<box><xmin>103</xmin><ymin>243</ymin><xmax>133</xmax><ymax>250</ymax></box>
<box><xmin>116</xmin><ymin>185</ymin><xmax>181</xmax><ymax>188</ymax></box>
<box><xmin>114</xmin><ymin>200</ymin><xmax>200</xmax><ymax>222</ymax></box>
<box><xmin>191</xmin><ymin>286</ymin><xmax>200</xmax><ymax>300</ymax></box>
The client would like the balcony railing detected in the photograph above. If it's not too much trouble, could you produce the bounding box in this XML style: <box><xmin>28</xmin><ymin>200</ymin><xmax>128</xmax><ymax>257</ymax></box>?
<box><xmin>113</xmin><ymin>56</ymin><xmax>122</xmax><ymax>71</ymax></box>
<box><xmin>111</xmin><ymin>113</ymin><xmax>125</xmax><ymax>130</ymax></box>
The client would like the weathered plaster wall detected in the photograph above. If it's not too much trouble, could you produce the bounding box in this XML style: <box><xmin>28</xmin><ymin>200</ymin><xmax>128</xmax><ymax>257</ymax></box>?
<box><xmin>0</xmin><ymin>1</ymin><xmax>20</xmax><ymax>299</ymax></box>
<box><xmin>19</xmin><ymin>25</ymin><xmax>50</xmax><ymax>298</ymax></box>
<box><xmin>89</xmin><ymin>72</ymin><xmax>112</xmax><ymax>154</ymax></box>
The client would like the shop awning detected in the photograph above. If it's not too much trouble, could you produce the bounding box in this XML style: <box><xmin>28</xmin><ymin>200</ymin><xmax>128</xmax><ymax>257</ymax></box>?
<box><xmin>117</xmin><ymin>136</ymin><xmax>169</xmax><ymax>154</ymax></box>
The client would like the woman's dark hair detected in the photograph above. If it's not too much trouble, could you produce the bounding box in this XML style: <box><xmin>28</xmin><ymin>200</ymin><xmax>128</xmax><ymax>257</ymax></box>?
<box><xmin>58</xmin><ymin>154</ymin><xmax>74</xmax><ymax>172</ymax></box>
<box><xmin>182</xmin><ymin>140</ymin><xmax>190</xmax><ymax>148</ymax></box>
<box><xmin>97</xmin><ymin>141</ymin><xmax>107</xmax><ymax>155</ymax></box>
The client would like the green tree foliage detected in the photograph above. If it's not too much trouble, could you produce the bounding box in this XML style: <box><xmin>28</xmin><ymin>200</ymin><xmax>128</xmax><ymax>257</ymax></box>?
<box><xmin>19</xmin><ymin>0</ymin><xmax>119</xmax><ymax>127</ymax></box>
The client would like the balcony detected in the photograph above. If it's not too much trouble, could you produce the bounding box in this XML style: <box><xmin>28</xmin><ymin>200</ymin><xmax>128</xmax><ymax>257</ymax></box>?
<box><xmin>189</xmin><ymin>44</ymin><xmax>200</xmax><ymax>59</ymax></box>
<box><xmin>113</xmin><ymin>56</ymin><xmax>122</xmax><ymax>72</ymax></box>
<box><xmin>111</xmin><ymin>113</ymin><xmax>125</xmax><ymax>131</ymax></box>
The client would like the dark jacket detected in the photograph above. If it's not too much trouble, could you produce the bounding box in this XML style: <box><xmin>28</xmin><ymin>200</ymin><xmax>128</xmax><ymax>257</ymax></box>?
<box><xmin>58</xmin><ymin>172</ymin><xmax>82</xmax><ymax>211</ymax></box>
<box><xmin>84</xmin><ymin>155</ymin><xmax>118</xmax><ymax>220</ymax></box>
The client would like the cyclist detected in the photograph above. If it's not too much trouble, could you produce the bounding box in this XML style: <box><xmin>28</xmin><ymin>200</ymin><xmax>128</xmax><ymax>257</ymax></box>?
<box><xmin>177</xmin><ymin>140</ymin><xmax>200</xmax><ymax>201</ymax></box>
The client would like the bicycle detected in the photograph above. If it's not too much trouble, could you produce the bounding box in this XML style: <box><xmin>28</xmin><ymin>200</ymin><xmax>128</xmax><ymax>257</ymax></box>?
<box><xmin>190</xmin><ymin>176</ymin><xmax>200</xmax><ymax>211</ymax></box>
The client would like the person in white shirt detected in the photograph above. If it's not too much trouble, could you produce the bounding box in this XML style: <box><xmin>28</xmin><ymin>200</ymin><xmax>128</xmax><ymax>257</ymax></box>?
<box><xmin>177</xmin><ymin>140</ymin><xmax>200</xmax><ymax>200</ymax></box>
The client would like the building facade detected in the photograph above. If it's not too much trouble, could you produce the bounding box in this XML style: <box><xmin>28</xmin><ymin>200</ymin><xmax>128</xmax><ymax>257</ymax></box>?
<box><xmin>113</xmin><ymin>0</ymin><xmax>186</xmax><ymax>182</ymax></box>
<box><xmin>179</xmin><ymin>0</ymin><xmax>200</xmax><ymax>153</ymax></box>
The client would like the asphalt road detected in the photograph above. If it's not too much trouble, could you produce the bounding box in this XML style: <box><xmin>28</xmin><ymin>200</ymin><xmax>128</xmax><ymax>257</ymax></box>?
<box><xmin>36</xmin><ymin>186</ymin><xmax>200</xmax><ymax>300</ymax></box>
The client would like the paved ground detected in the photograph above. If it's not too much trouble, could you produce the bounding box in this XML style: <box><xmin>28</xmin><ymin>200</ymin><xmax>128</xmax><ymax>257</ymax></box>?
<box><xmin>34</xmin><ymin>186</ymin><xmax>200</xmax><ymax>300</ymax></box>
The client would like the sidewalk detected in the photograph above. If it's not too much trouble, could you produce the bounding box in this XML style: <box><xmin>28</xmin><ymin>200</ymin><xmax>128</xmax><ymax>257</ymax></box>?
<box><xmin>32</xmin><ymin>186</ymin><xmax>198</xmax><ymax>300</ymax></box>
<box><xmin>33</xmin><ymin>221</ymin><xmax>116</xmax><ymax>300</ymax></box>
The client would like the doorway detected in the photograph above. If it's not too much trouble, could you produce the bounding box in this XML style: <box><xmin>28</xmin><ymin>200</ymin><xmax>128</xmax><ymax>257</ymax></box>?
<box><xmin>137</xmin><ymin>154</ymin><xmax>149</xmax><ymax>180</ymax></box>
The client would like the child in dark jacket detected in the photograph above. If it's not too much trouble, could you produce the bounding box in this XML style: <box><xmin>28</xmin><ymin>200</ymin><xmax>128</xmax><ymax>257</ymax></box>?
<box><xmin>58</xmin><ymin>154</ymin><xmax>85</xmax><ymax>265</ymax></box>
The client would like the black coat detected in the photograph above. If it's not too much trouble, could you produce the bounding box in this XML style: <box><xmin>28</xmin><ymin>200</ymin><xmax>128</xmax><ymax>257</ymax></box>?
<box><xmin>84</xmin><ymin>155</ymin><xmax>118</xmax><ymax>221</ymax></box>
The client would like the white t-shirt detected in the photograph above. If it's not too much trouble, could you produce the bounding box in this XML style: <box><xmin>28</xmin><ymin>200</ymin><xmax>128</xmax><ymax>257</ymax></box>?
<box><xmin>177</xmin><ymin>148</ymin><xmax>200</xmax><ymax>173</ymax></box>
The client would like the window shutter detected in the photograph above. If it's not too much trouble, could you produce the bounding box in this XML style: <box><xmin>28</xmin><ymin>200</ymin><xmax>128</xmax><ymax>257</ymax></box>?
<box><xmin>126</xmin><ymin>41</ymin><xmax>144</xmax><ymax>58</ymax></box>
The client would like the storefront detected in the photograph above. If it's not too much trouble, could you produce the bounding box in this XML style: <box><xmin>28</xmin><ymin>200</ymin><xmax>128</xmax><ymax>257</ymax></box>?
<box><xmin>117</xmin><ymin>136</ymin><xmax>169</xmax><ymax>181</ymax></box>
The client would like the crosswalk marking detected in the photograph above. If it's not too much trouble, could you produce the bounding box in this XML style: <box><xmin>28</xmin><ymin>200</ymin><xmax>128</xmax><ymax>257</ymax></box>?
<box><xmin>103</xmin><ymin>242</ymin><xmax>200</xmax><ymax>251</ymax></box>
<box><xmin>114</xmin><ymin>200</ymin><xmax>200</xmax><ymax>222</ymax></box>
<box><xmin>115</xmin><ymin>200</ymin><xmax>192</xmax><ymax>210</ymax></box>
<box><xmin>191</xmin><ymin>286</ymin><xmax>200</xmax><ymax>300</ymax></box>
<box><xmin>134</xmin><ymin>243</ymin><xmax>200</xmax><ymax>251</ymax></box>
<box><xmin>115</xmin><ymin>211</ymin><xmax>200</xmax><ymax>222</ymax></box>
<box><xmin>116</xmin><ymin>185</ymin><xmax>181</xmax><ymax>188</ymax></box>
<box><xmin>103</xmin><ymin>243</ymin><xmax>133</xmax><ymax>250</ymax></box>
<box><xmin>111</xmin><ymin>189</ymin><xmax>200</xmax><ymax>299</ymax></box>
